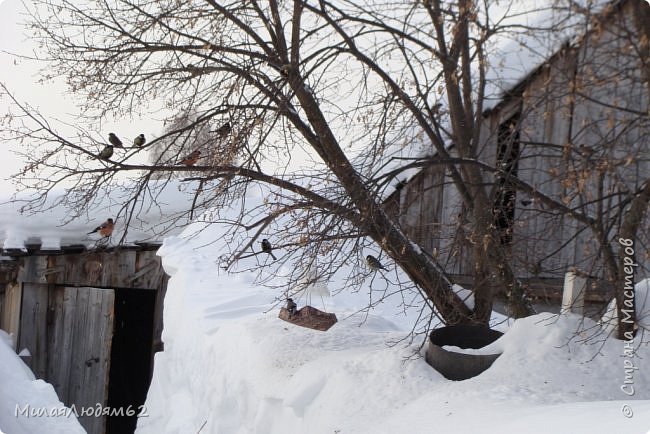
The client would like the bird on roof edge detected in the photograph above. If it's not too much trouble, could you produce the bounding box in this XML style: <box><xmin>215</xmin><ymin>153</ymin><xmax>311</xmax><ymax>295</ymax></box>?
<box><xmin>87</xmin><ymin>218</ymin><xmax>115</xmax><ymax>238</ymax></box>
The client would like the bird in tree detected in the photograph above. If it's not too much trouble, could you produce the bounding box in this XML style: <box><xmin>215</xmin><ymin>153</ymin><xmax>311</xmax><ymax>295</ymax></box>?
<box><xmin>261</xmin><ymin>239</ymin><xmax>277</xmax><ymax>260</ymax></box>
<box><xmin>179</xmin><ymin>150</ymin><xmax>201</xmax><ymax>167</ymax></box>
<box><xmin>286</xmin><ymin>298</ymin><xmax>297</xmax><ymax>317</ymax></box>
<box><xmin>280</xmin><ymin>64</ymin><xmax>291</xmax><ymax>77</ymax></box>
<box><xmin>133</xmin><ymin>134</ymin><xmax>146</xmax><ymax>147</ymax></box>
<box><xmin>366</xmin><ymin>255</ymin><xmax>386</xmax><ymax>271</ymax></box>
<box><xmin>214</xmin><ymin>122</ymin><xmax>231</xmax><ymax>137</ymax></box>
<box><xmin>87</xmin><ymin>218</ymin><xmax>115</xmax><ymax>237</ymax></box>
<box><xmin>108</xmin><ymin>133</ymin><xmax>124</xmax><ymax>148</ymax></box>
<box><xmin>98</xmin><ymin>145</ymin><xmax>114</xmax><ymax>160</ymax></box>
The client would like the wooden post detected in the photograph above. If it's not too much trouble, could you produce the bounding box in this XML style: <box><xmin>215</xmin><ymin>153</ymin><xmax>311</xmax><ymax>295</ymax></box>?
<box><xmin>561</xmin><ymin>271</ymin><xmax>586</xmax><ymax>315</ymax></box>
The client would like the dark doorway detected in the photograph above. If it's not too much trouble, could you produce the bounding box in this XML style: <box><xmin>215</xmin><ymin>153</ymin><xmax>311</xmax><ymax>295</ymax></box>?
<box><xmin>493</xmin><ymin>112</ymin><xmax>521</xmax><ymax>245</ymax></box>
<box><xmin>106</xmin><ymin>288</ymin><xmax>156</xmax><ymax>434</ymax></box>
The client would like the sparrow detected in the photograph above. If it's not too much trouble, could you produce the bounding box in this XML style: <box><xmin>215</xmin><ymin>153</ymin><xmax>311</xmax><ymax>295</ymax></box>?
<box><xmin>179</xmin><ymin>150</ymin><xmax>201</xmax><ymax>167</ymax></box>
<box><xmin>366</xmin><ymin>255</ymin><xmax>386</xmax><ymax>271</ymax></box>
<box><xmin>98</xmin><ymin>145</ymin><xmax>114</xmax><ymax>160</ymax></box>
<box><xmin>261</xmin><ymin>239</ymin><xmax>277</xmax><ymax>260</ymax></box>
<box><xmin>286</xmin><ymin>298</ymin><xmax>297</xmax><ymax>317</ymax></box>
<box><xmin>108</xmin><ymin>133</ymin><xmax>124</xmax><ymax>148</ymax></box>
<box><xmin>87</xmin><ymin>218</ymin><xmax>115</xmax><ymax>237</ymax></box>
<box><xmin>133</xmin><ymin>134</ymin><xmax>146</xmax><ymax>147</ymax></box>
<box><xmin>215</xmin><ymin>122</ymin><xmax>231</xmax><ymax>137</ymax></box>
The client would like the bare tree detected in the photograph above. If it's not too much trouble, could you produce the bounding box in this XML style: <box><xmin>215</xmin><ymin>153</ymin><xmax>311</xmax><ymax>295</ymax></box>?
<box><xmin>3</xmin><ymin>0</ymin><xmax>645</xmax><ymax>335</ymax></box>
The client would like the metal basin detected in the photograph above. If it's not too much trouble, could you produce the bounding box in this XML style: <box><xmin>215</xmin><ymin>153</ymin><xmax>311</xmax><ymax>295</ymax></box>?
<box><xmin>425</xmin><ymin>324</ymin><xmax>503</xmax><ymax>381</ymax></box>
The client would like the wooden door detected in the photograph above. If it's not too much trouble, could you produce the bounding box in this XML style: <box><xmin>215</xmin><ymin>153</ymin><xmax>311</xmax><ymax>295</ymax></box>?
<box><xmin>19</xmin><ymin>285</ymin><xmax>115</xmax><ymax>434</ymax></box>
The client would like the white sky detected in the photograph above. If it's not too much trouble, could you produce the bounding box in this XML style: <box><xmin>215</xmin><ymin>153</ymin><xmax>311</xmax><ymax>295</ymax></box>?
<box><xmin>0</xmin><ymin>0</ymin><xmax>593</xmax><ymax>196</ymax></box>
<box><xmin>0</xmin><ymin>0</ymin><xmax>165</xmax><ymax>194</ymax></box>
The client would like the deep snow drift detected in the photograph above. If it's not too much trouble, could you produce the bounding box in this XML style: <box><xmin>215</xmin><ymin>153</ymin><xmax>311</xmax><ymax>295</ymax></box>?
<box><xmin>0</xmin><ymin>331</ymin><xmax>84</xmax><ymax>434</ymax></box>
<box><xmin>135</xmin><ymin>217</ymin><xmax>650</xmax><ymax>434</ymax></box>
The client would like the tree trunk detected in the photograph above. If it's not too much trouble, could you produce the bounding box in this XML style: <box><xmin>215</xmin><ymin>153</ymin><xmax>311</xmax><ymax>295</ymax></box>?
<box><xmin>615</xmin><ymin>179</ymin><xmax>650</xmax><ymax>339</ymax></box>
<box><xmin>290</xmin><ymin>75</ymin><xmax>474</xmax><ymax>324</ymax></box>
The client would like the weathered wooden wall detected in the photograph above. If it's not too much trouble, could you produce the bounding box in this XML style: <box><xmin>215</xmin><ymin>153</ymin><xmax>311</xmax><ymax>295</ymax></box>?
<box><xmin>0</xmin><ymin>245</ymin><xmax>168</xmax><ymax>434</ymax></box>
<box><xmin>17</xmin><ymin>284</ymin><xmax>115</xmax><ymax>434</ymax></box>
<box><xmin>390</xmin><ymin>0</ymin><xmax>649</xmax><ymax>294</ymax></box>
<box><xmin>0</xmin><ymin>282</ymin><xmax>21</xmax><ymax>341</ymax></box>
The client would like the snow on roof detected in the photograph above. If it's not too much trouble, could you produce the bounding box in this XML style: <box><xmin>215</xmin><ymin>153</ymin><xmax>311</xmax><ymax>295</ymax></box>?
<box><xmin>483</xmin><ymin>0</ymin><xmax>617</xmax><ymax>112</ymax></box>
<box><xmin>0</xmin><ymin>179</ymin><xmax>203</xmax><ymax>252</ymax></box>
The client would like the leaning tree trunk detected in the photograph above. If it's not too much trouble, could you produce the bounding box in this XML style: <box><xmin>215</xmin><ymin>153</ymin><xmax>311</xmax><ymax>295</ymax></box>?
<box><xmin>288</xmin><ymin>70</ymin><xmax>474</xmax><ymax>325</ymax></box>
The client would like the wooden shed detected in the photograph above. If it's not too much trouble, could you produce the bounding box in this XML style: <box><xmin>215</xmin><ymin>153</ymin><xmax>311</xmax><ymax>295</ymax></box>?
<box><xmin>385</xmin><ymin>0</ymin><xmax>649</xmax><ymax>307</ymax></box>
<box><xmin>0</xmin><ymin>243</ymin><xmax>168</xmax><ymax>434</ymax></box>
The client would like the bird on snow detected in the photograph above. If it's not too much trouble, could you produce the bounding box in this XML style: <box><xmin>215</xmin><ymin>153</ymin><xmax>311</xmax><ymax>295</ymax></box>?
<box><xmin>366</xmin><ymin>255</ymin><xmax>386</xmax><ymax>271</ymax></box>
<box><xmin>108</xmin><ymin>133</ymin><xmax>124</xmax><ymax>148</ymax></box>
<box><xmin>98</xmin><ymin>145</ymin><xmax>114</xmax><ymax>160</ymax></box>
<box><xmin>87</xmin><ymin>218</ymin><xmax>115</xmax><ymax>237</ymax></box>
<box><xmin>179</xmin><ymin>150</ymin><xmax>201</xmax><ymax>167</ymax></box>
<box><xmin>133</xmin><ymin>134</ymin><xmax>146</xmax><ymax>147</ymax></box>
<box><xmin>261</xmin><ymin>239</ymin><xmax>277</xmax><ymax>260</ymax></box>
<box><xmin>215</xmin><ymin>122</ymin><xmax>231</xmax><ymax>137</ymax></box>
<box><xmin>286</xmin><ymin>298</ymin><xmax>297</xmax><ymax>317</ymax></box>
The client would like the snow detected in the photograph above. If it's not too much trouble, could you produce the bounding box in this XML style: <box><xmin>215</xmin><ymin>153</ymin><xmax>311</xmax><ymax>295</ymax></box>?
<box><xmin>601</xmin><ymin>278</ymin><xmax>650</xmax><ymax>334</ymax></box>
<box><xmin>133</xmin><ymin>207</ymin><xmax>650</xmax><ymax>434</ymax></box>
<box><xmin>0</xmin><ymin>180</ymin><xmax>202</xmax><ymax>251</ymax></box>
<box><xmin>452</xmin><ymin>283</ymin><xmax>475</xmax><ymax>310</ymax></box>
<box><xmin>0</xmin><ymin>331</ymin><xmax>85</xmax><ymax>434</ymax></box>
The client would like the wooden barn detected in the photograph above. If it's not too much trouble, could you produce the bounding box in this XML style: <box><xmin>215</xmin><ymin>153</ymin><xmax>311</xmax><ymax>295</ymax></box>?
<box><xmin>0</xmin><ymin>243</ymin><xmax>168</xmax><ymax>434</ymax></box>
<box><xmin>385</xmin><ymin>0</ymin><xmax>649</xmax><ymax>309</ymax></box>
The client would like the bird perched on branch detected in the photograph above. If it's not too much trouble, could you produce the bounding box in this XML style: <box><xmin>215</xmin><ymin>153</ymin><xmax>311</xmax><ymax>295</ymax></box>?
<box><xmin>108</xmin><ymin>133</ymin><xmax>124</xmax><ymax>148</ymax></box>
<box><xmin>366</xmin><ymin>255</ymin><xmax>386</xmax><ymax>271</ymax></box>
<box><xmin>179</xmin><ymin>150</ymin><xmax>201</xmax><ymax>167</ymax></box>
<box><xmin>286</xmin><ymin>298</ymin><xmax>297</xmax><ymax>317</ymax></box>
<box><xmin>133</xmin><ymin>134</ymin><xmax>146</xmax><ymax>147</ymax></box>
<box><xmin>261</xmin><ymin>239</ymin><xmax>277</xmax><ymax>260</ymax></box>
<box><xmin>87</xmin><ymin>218</ymin><xmax>114</xmax><ymax>237</ymax></box>
<box><xmin>98</xmin><ymin>145</ymin><xmax>114</xmax><ymax>160</ymax></box>
<box><xmin>280</xmin><ymin>64</ymin><xmax>291</xmax><ymax>77</ymax></box>
<box><xmin>214</xmin><ymin>122</ymin><xmax>231</xmax><ymax>137</ymax></box>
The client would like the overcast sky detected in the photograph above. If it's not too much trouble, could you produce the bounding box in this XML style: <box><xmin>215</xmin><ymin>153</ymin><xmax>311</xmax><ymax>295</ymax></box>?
<box><xmin>0</xmin><ymin>0</ymin><xmax>165</xmax><ymax>195</ymax></box>
<box><xmin>0</xmin><ymin>0</ymin><xmax>583</xmax><ymax>196</ymax></box>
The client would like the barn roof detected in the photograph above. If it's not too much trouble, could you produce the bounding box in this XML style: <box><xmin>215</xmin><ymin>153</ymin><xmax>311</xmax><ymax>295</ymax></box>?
<box><xmin>0</xmin><ymin>179</ymin><xmax>202</xmax><ymax>256</ymax></box>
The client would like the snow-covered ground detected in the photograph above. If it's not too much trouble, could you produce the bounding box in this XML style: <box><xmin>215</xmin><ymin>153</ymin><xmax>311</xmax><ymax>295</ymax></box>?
<box><xmin>1</xmin><ymin>185</ymin><xmax>649</xmax><ymax>434</ymax></box>
<box><xmin>0</xmin><ymin>331</ymin><xmax>85</xmax><ymax>434</ymax></box>
<box><xmin>133</xmin><ymin>212</ymin><xmax>650</xmax><ymax>434</ymax></box>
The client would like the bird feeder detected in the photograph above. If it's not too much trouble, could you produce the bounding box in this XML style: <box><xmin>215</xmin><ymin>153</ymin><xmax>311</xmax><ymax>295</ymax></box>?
<box><xmin>278</xmin><ymin>305</ymin><xmax>337</xmax><ymax>331</ymax></box>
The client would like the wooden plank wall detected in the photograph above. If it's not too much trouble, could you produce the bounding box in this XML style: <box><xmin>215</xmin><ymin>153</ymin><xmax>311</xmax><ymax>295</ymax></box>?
<box><xmin>68</xmin><ymin>287</ymin><xmax>115</xmax><ymax>434</ymax></box>
<box><xmin>0</xmin><ymin>283</ymin><xmax>22</xmax><ymax>342</ymax></box>
<box><xmin>18</xmin><ymin>284</ymin><xmax>115</xmax><ymax>434</ymax></box>
<box><xmin>18</xmin><ymin>283</ymin><xmax>50</xmax><ymax>378</ymax></box>
<box><xmin>41</xmin><ymin>249</ymin><xmax>165</xmax><ymax>290</ymax></box>
<box><xmin>5</xmin><ymin>249</ymin><xmax>167</xmax><ymax>434</ymax></box>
